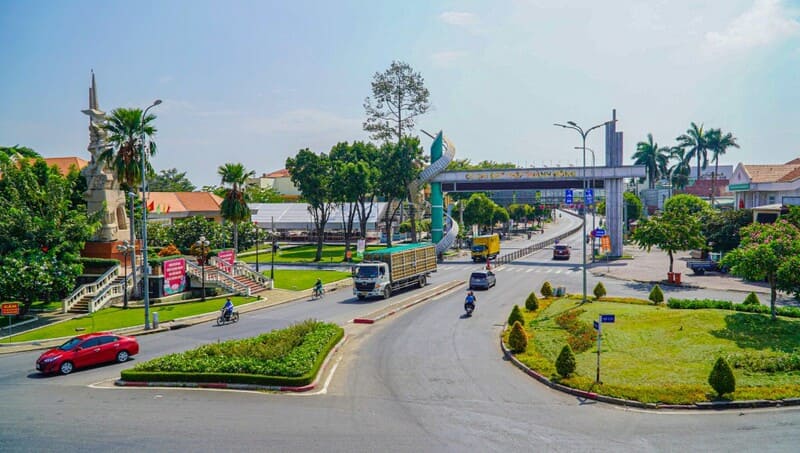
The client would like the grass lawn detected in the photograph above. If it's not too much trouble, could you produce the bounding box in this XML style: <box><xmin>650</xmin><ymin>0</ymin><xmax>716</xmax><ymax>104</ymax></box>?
<box><xmin>239</xmin><ymin>244</ymin><xmax>386</xmax><ymax>264</ymax></box>
<box><xmin>510</xmin><ymin>297</ymin><xmax>800</xmax><ymax>404</ymax></box>
<box><xmin>268</xmin><ymin>268</ymin><xmax>352</xmax><ymax>291</ymax></box>
<box><xmin>8</xmin><ymin>295</ymin><xmax>258</xmax><ymax>342</ymax></box>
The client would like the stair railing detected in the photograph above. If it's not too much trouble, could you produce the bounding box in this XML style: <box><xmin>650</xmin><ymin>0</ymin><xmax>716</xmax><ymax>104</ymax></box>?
<box><xmin>233</xmin><ymin>262</ymin><xmax>270</xmax><ymax>288</ymax></box>
<box><xmin>62</xmin><ymin>264</ymin><xmax>121</xmax><ymax>313</ymax></box>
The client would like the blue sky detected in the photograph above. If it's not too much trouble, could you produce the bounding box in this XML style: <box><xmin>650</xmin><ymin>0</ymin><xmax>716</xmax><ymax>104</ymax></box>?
<box><xmin>1</xmin><ymin>0</ymin><xmax>799</xmax><ymax>187</ymax></box>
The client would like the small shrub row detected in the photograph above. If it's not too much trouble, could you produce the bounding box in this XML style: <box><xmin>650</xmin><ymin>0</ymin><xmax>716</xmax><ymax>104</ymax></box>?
<box><xmin>726</xmin><ymin>350</ymin><xmax>800</xmax><ymax>373</ymax></box>
<box><xmin>667</xmin><ymin>298</ymin><xmax>800</xmax><ymax>318</ymax></box>
<box><xmin>554</xmin><ymin>309</ymin><xmax>596</xmax><ymax>353</ymax></box>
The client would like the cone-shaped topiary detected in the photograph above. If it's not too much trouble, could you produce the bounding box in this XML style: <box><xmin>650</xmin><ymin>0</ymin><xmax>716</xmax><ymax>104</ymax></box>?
<box><xmin>593</xmin><ymin>282</ymin><xmax>607</xmax><ymax>300</ymax></box>
<box><xmin>541</xmin><ymin>281</ymin><xmax>553</xmax><ymax>298</ymax></box>
<box><xmin>508</xmin><ymin>321</ymin><xmax>528</xmax><ymax>353</ymax></box>
<box><xmin>507</xmin><ymin>304</ymin><xmax>525</xmax><ymax>327</ymax></box>
<box><xmin>742</xmin><ymin>292</ymin><xmax>760</xmax><ymax>306</ymax></box>
<box><xmin>649</xmin><ymin>284</ymin><xmax>664</xmax><ymax>304</ymax></box>
<box><xmin>555</xmin><ymin>344</ymin><xmax>577</xmax><ymax>377</ymax></box>
<box><xmin>708</xmin><ymin>357</ymin><xmax>736</xmax><ymax>397</ymax></box>
<box><xmin>525</xmin><ymin>291</ymin><xmax>540</xmax><ymax>311</ymax></box>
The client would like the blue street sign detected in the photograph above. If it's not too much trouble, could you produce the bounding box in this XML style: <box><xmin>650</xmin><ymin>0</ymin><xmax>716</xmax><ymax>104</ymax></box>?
<box><xmin>585</xmin><ymin>188</ymin><xmax>593</xmax><ymax>205</ymax></box>
<box><xmin>593</xmin><ymin>228</ymin><xmax>606</xmax><ymax>238</ymax></box>
<box><xmin>601</xmin><ymin>314</ymin><xmax>615</xmax><ymax>323</ymax></box>
<box><xmin>593</xmin><ymin>320</ymin><xmax>600</xmax><ymax>331</ymax></box>
<box><xmin>565</xmin><ymin>189</ymin><xmax>573</xmax><ymax>204</ymax></box>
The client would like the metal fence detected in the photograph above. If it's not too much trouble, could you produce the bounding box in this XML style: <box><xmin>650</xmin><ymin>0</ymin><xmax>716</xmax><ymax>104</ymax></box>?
<box><xmin>493</xmin><ymin>222</ymin><xmax>583</xmax><ymax>266</ymax></box>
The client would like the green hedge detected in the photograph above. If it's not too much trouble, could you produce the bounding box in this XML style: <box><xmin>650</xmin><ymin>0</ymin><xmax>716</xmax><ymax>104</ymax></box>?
<box><xmin>667</xmin><ymin>298</ymin><xmax>800</xmax><ymax>318</ymax></box>
<box><xmin>120</xmin><ymin>321</ymin><xmax>344</xmax><ymax>387</ymax></box>
<box><xmin>79</xmin><ymin>257</ymin><xmax>120</xmax><ymax>266</ymax></box>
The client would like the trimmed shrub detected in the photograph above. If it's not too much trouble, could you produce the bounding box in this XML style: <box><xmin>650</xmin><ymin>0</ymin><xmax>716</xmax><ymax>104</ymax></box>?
<box><xmin>525</xmin><ymin>292</ymin><xmax>539</xmax><ymax>311</ymax></box>
<box><xmin>158</xmin><ymin>244</ymin><xmax>182</xmax><ymax>257</ymax></box>
<box><xmin>649</xmin><ymin>284</ymin><xmax>664</xmax><ymax>304</ymax></box>
<box><xmin>555</xmin><ymin>344</ymin><xmax>577</xmax><ymax>377</ymax></box>
<box><xmin>742</xmin><ymin>292</ymin><xmax>760</xmax><ymax>306</ymax></box>
<box><xmin>593</xmin><ymin>282</ymin><xmax>607</xmax><ymax>300</ymax></box>
<box><xmin>507</xmin><ymin>305</ymin><xmax>524</xmax><ymax>327</ymax></box>
<box><xmin>508</xmin><ymin>321</ymin><xmax>528</xmax><ymax>353</ymax></box>
<box><xmin>708</xmin><ymin>357</ymin><xmax>736</xmax><ymax>397</ymax></box>
<box><xmin>541</xmin><ymin>281</ymin><xmax>553</xmax><ymax>298</ymax></box>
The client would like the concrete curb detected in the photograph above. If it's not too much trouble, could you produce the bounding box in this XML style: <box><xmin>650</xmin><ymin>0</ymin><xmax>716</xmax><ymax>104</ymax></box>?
<box><xmin>115</xmin><ymin>333</ymin><xmax>348</xmax><ymax>393</ymax></box>
<box><xmin>351</xmin><ymin>280</ymin><xmax>464</xmax><ymax>324</ymax></box>
<box><xmin>499</xmin><ymin>331</ymin><xmax>800</xmax><ymax>410</ymax></box>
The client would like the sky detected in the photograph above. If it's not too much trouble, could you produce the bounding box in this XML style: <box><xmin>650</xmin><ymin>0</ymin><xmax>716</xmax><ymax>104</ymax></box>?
<box><xmin>1</xmin><ymin>0</ymin><xmax>799</xmax><ymax>188</ymax></box>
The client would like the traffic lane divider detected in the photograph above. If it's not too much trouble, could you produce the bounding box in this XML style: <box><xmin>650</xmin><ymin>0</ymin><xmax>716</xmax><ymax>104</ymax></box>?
<box><xmin>350</xmin><ymin>280</ymin><xmax>464</xmax><ymax>325</ymax></box>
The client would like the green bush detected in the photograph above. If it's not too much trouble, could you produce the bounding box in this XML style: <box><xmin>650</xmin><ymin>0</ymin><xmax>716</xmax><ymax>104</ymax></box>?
<box><xmin>664</xmin><ymin>298</ymin><xmax>800</xmax><ymax>318</ymax></box>
<box><xmin>593</xmin><ymin>282</ymin><xmax>607</xmax><ymax>300</ymax></box>
<box><xmin>508</xmin><ymin>321</ymin><xmax>528</xmax><ymax>353</ymax></box>
<box><xmin>525</xmin><ymin>292</ymin><xmax>539</xmax><ymax>311</ymax></box>
<box><xmin>726</xmin><ymin>350</ymin><xmax>800</xmax><ymax>373</ymax></box>
<box><xmin>708</xmin><ymin>357</ymin><xmax>736</xmax><ymax>397</ymax></box>
<box><xmin>541</xmin><ymin>281</ymin><xmax>553</xmax><ymax>298</ymax></box>
<box><xmin>742</xmin><ymin>292</ymin><xmax>761</xmax><ymax>306</ymax></box>
<box><xmin>555</xmin><ymin>344</ymin><xmax>577</xmax><ymax>378</ymax></box>
<box><xmin>507</xmin><ymin>305</ymin><xmax>524</xmax><ymax>327</ymax></box>
<box><xmin>649</xmin><ymin>284</ymin><xmax>664</xmax><ymax>304</ymax></box>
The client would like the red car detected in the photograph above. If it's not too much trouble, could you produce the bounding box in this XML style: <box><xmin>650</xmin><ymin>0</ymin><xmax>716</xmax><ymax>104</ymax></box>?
<box><xmin>36</xmin><ymin>332</ymin><xmax>139</xmax><ymax>375</ymax></box>
<box><xmin>553</xmin><ymin>244</ymin><xmax>571</xmax><ymax>260</ymax></box>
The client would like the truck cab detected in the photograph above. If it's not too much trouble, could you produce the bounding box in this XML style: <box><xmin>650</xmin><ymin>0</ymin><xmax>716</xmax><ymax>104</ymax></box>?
<box><xmin>353</xmin><ymin>262</ymin><xmax>391</xmax><ymax>299</ymax></box>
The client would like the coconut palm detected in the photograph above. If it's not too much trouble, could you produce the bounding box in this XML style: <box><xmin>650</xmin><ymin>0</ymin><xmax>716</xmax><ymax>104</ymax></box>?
<box><xmin>668</xmin><ymin>147</ymin><xmax>691</xmax><ymax>191</ymax></box>
<box><xmin>218</xmin><ymin>162</ymin><xmax>255</xmax><ymax>253</ymax></box>
<box><xmin>633</xmin><ymin>133</ymin><xmax>670</xmax><ymax>189</ymax></box>
<box><xmin>100</xmin><ymin>108</ymin><xmax>158</xmax><ymax>191</ymax></box>
<box><xmin>675</xmin><ymin>122</ymin><xmax>709</xmax><ymax>184</ymax></box>
<box><xmin>705</xmin><ymin>128</ymin><xmax>739</xmax><ymax>207</ymax></box>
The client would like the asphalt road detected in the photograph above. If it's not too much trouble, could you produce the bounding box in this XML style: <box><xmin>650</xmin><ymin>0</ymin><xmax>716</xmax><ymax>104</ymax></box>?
<box><xmin>2</xmin><ymin>213</ymin><xmax>799</xmax><ymax>452</ymax></box>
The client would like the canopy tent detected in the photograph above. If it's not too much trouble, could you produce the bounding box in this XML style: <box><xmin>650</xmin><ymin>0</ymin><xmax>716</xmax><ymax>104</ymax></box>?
<box><xmin>250</xmin><ymin>202</ymin><xmax>389</xmax><ymax>232</ymax></box>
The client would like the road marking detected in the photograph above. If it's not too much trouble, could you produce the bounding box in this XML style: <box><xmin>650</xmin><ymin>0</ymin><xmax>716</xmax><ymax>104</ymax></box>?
<box><xmin>526</xmin><ymin>269</ymin><xmax>534</xmax><ymax>273</ymax></box>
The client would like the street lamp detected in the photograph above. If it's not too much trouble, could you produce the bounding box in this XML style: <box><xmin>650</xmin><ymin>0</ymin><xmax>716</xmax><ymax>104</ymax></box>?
<box><xmin>253</xmin><ymin>222</ymin><xmax>260</xmax><ymax>272</ymax></box>
<box><xmin>195</xmin><ymin>235</ymin><xmax>210</xmax><ymax>301</ymax></box>
<box><xmin>116</xmin><ymin>240</ymin><xmax>133</xmax><ymax>309</ymax></box>
<box><xmin>576</xmin><ymin>146</ymin><xmax>597</xmax><ymax>262</ymax></box>
<box><xmin>140</xmin><ymin>99</ymin><xmax>161</xmax><ymax>330</ymax></box>
<box><xmin>127</xmin><ymin>191</ymin><xmax>138</xmax><ymax>299</ymax></box>
<box><xmin>554</xmin><ymin>120</ymin><xmax>613</xmax><ymax>303</ymax></box>
<box><xmin>270</xmin><ymin>216</ymin><xmax>277</xmax><ymax>289</ymax></box>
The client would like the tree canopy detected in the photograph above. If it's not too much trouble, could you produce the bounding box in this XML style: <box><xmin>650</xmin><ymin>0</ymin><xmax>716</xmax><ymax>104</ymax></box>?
<box><xmin>286</xmin><ymin>149</ymin><xmax>334</xmax><ymax>260</ymax></box>
<box><xmin>631</xmin><ymin>208</ymin><xmax>705</xmax><ymax>273</ymax></box>
<box><xmin>363</xmin><ymin>60</ymin><xmax>430</xmax><ymax>143</ymax></box>
<box><xmin>148</xmin><ymin>168</ymin><xmax>196</xmax><ymax>192</ymax></box>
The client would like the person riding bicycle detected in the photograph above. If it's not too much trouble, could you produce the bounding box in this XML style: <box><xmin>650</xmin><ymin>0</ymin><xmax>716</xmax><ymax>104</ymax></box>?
<box><xmin>313</xmin><ymin>278</ymin><xmax>324</xmax><ymax>297</ymax></box>
<box><xmin>222</xmin><ymin>297</ymin><xmax>234</xmax><ymax>320</ymax></box>
<box><xmin>464</xmin><ymin>290</ymin><xmax>476</xmax><ymax>312</ymax></box>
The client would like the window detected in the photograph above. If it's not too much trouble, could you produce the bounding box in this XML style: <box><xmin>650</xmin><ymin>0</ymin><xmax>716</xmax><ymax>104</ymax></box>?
<box><xmin>99</xmin><ymin>336</ymin><xmax>118</xmax><ymax>345</ymax></box>
<box><xmin>81</xmin><ymin>338</ymin><xmax>101</xmax><ymax>348</ymax></box>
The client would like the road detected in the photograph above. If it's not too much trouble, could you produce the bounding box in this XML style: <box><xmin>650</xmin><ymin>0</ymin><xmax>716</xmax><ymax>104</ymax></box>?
<box><xmin>1</xmin><ymin>213</ymin><xmax>799</xmax><ymax>452</ymax></box>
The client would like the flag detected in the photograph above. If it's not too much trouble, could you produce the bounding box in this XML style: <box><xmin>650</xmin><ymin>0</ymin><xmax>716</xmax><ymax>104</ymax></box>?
<box><xmin>147</xmin><ymin>201</ymin><xmax>155</xmax><ymax>212</ymax></box>
<box><xmin>165</xmin><ymin>205</ymin><xmax>171</xmax><ymax>213</ymax></box>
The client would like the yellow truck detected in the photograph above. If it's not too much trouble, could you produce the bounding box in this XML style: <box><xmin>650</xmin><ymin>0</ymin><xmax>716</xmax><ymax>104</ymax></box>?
<box><xmin>353</xmin><ymin>243</ymin><xmax>437</xmax><ymax>299</ymax></box>
<box><xmin>471</xmin><ymin>234</ymin><xmax>500</xmax><ymax>262</ymax></box>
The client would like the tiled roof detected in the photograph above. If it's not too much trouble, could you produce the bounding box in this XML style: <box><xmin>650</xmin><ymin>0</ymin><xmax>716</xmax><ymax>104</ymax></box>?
<box><xmin>742</xmin><ymin>163</ymin><xmax>800</xmax><ymax>183</ymax></box>
<box><xmin>42</xmin><ymin>157</ymin><xmax>89</xmax><ymax>175</ymax></box>
<box><xmin>265</xmin><ymin>169</ymin><xmax>290</xmax><ymax>178</ymax></box>
<box><xmin>146</xmin><ymin>192</ymin><xmax>222</xmax><ymax>214</ymax></box>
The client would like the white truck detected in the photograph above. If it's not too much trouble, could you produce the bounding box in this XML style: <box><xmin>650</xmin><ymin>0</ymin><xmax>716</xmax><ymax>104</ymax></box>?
<box><xmin>352</xmin><ymin>243</ymin><xmax>437</xmax><ymax>300</ymax></box>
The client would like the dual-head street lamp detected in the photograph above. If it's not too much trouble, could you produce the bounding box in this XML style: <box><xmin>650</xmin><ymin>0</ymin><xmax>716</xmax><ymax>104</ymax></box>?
<box><xmin>140</xmin><ymin>99</ymin><xmax>161</xmax><ymax>330</ymax></box>
<box><xmin>195</xmin><ymin>235</ymin><xmax>210</xmax><ymax>301</ymax></box>
<box><xmin>554</xmin><ymin>120</ymin><xmax>613</xmax><ymax>304</ymax></box>
<box><xmin>115</xmin><ymin>240</ymin><xmax>133</xmax><ymax>309</ymax></box>
<box><xmin>576</xmin><ymin>146</ymin><xmax>597</xmax><ymax>262</ymax></box>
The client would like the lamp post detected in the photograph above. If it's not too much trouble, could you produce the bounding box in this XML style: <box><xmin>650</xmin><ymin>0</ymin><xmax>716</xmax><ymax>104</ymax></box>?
<box><xmin>254</xmin><ymin>222</ymin><xmax>260</xmax><ymax>272</ymax></box>
<box><xmin>195</xmin><ymin>235</ymin><xmax>210</xmax><ymax>301</ymax></box>
<box><xmin>127</xmin><ymin>191</ymin><xmax>138</xmax><ymax>299</ymax></box>
<box><xmin>555</xmin><ymin>120</ymin><xmax>612</xmax><ymax>303</ymax></box>
<box><xmin>270</xmin><ymin>216</ymin><xmax>276</xmax><ymax>289</ymax></box>
<box><xmin>576</xmin><ymin>146</ymin><xmax>597</xmax><ymax>262</ymax></box>
<box><xmin>140</xmin><ymin>99</ymin><xmax>161</xmax><ymax>329</ymax></box>
<box><xmin>116</xmin><ymin>240</ymin><xmax>132</xmax><ymax>309</ymax></box>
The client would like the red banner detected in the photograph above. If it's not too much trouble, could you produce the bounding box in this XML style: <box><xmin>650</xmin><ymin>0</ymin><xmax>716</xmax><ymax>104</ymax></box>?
<box><xmin>217</xmin><ymin>249</ymin><xmax>235</xmax><ymax>273</ymax></box>
<box><xmin>162</xmin><ymin>258</ymin><xmax>187</xmax><ymax>295</ymax></box>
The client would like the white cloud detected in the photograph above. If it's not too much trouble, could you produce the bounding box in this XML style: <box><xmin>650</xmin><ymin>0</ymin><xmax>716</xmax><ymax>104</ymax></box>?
<box><xmin>431</xmin><ymin>50</ymin><xmax>469</xmax><ymax>66</ymax></box>
<box><xmin>439</xmin><ymin>11</ymin><xmax>479</xmax><ymax>26</ymax></box>
<box><xmin>704</xmin><ymin>0</ymin><xmax>800</xmax><ymax>54</ymax></box>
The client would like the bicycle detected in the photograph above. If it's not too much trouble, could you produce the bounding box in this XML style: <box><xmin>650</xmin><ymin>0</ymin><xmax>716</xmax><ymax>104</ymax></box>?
<box><xmin>311</xmin><ymin>287</ymin><xmax>325</xmax><ymax>300</ymax></box>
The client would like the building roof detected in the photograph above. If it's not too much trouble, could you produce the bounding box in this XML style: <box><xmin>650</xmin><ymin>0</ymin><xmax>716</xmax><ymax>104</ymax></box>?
<box><xmin>146</xmin><ymin>191</ymin><xmax>223</xmax><ymax>215</ymax></box>
<box><xmin>741</xmin><ymin>161</ymin><xmax>800</xmax><ymax>183</ymax></box>
<box><xmin>42</xmin><ymin>157</ymin><xmax>89</xmax><ymax>175</ymax></box>
<box><xmin>264</xmin><ymin>169</ymin><xmax>290</xmax><ymax>178</ymax></box>
<box><xmin>250</xmin><ymin>202</ymin><xmax>388</xmax><ymax>230</ymax></box>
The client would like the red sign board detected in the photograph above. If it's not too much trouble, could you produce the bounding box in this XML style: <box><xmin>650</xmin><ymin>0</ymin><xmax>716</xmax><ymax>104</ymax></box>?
<box><xmin>217</xmin><ymin>249</ymin><xmax>236</xmax><ymax>273</ymax></box>
<box><xmin>162</xmin><ymin>258</ymin><xmax>187</xmax><ymax>296</ymax></box>
<box><xmin>1</xmin><ymin>303</ymin><xmax>20</xmax><ymax>316</ymax></box>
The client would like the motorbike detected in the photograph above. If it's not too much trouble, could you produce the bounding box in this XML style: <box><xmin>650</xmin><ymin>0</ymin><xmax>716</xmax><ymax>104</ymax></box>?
<box><xmin>216</xmin><ymin>308</ymin><xmax>240</xmax><ymax>326</ymax></box>
<box><xmin>464</xmin><ymin>302</ymin><xmax>475</xmax><ymax>317</ymax></box>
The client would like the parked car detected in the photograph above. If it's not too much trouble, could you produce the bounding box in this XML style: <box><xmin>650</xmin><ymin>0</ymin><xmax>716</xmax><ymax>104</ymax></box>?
<box><xmin>469</xmin><ymin>270</ymin><xmax>496</xmax><ymax>290</ymax></box>
<box><xmin>553</xmin><ymin>244</ymin><xmax>571</xmax><ymax>260</ymax></box>
<box><xmin>36</xmin><ymin>332</ymin><xmax>140</xmax><ymax>375</ymax></box>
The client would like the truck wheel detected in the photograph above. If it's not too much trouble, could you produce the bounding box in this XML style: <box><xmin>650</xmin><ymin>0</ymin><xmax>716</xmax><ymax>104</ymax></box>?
<box><xmin>383</xmin><ymin>287</ymin><xmax>391</xmax><ymax>299</ymax></box>
<box><xmin>418</xmin><ymin>275</ymin><xmax>427</xmax><ymax>288</ymax></box>
<box><xmin>694</xmin><ymin>269</ymin><xmax>705</xmax><ymax>275</ymax></box>
<box><xmin>357</xmin><ymin>295</ymin><xmax>366</xmax><ymax>300</ymax></box>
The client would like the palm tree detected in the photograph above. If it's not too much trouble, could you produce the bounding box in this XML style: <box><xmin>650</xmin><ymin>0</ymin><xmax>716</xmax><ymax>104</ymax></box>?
<box><xmin>668</xmin><ymin>147</ymin><xmax>691</xmax><ymax>192</ymax></box>
<box><xmin>218</xmin><ymin>162</ymin><xmax>255</xmax><ymax>253</ymax></box>
<box><xmin>675</xmin><ymin>122</ymin><xmax>709</xmax><ymax>184</ymax></box>
<box><xmin>633</xmin><ymin>133</ymin><xmax>670</xmax><ymax>189</ymax></box>
<box><xmin>705</xmin><ymin>128</ymin><xmax>739</xmax><ymax>207</ymax></box>
<box><xmin>100</xmin><ymin>108</ymin><xmax>158</xmax><ymax>191</ymax></box>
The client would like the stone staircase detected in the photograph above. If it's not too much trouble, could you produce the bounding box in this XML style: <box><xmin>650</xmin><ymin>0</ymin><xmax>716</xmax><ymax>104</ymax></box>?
<box><xmin>68</xmin><ymin>295</ymin><xmax>93</xmax><ymax>314</ymax></box>
<box><xmin>234</xmin><ymin>274</ymin><xmax>269</xmax><ymax>294</ymax></box>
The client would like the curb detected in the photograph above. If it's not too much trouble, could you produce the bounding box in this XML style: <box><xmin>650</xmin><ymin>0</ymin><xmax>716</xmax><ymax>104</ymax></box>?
<box><xmin>115</xmin><ymin>333</ymin><xmax>348</xmax><ymax>393</ymax></box>
<box><xmin>350</xmin><ymin>280</ymin><xmax>464</xmax><ymax>325</ymax></box>
<box><xmin>499</xmin><ymin>331</ymin><xmax>800</xmax><ymax>410</ymax></box>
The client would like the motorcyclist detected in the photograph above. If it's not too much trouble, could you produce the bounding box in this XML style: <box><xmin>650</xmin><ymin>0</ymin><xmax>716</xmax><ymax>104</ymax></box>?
<box><xmin>464</xmin><ymin>290</ymin><xmax>476</xmax><ymax>313</ymax></box>
<box><xmin>222</xmin><ymin>297</ymin><xmax>234</xmax><ymax>320</ymax></box>
<box><xmin>313</xmin><ymin>278</ymin><xmax>324</xmax><ymax>297</ymax></box>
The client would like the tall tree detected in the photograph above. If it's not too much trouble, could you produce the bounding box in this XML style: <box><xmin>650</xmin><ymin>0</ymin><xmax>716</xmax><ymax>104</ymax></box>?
<box><xmin>675</xmin><ymin>122</ymin><xmax>709</xmax><ymax>184</ymax></box>
<box><xmin>668</xmin><ymin>147</ymin><xmax>691</xmax><ymax>191</ymax></box>
<box><xmin>0</xmin><ymin>160</ymin><xmax>101</xmax><ymax>314</ymax></box>
<box><xmin>463</xmin><ymin>193</ymin><xmax>497</xmax><ymax>233</ymax></box>
<box><xmin>148</xmin><ymin>168</ymin><xmax>196</xmax><ymax>192</ymax></box>
<box><xmin>286</xmin><ymin>150</ymin><xmax>334</xmax><ymax>261</ymax></box>
<box><xmin>705</xmin><ymin>128</ymin><xmax>739</xmax><ymax>207</ymax></box>
<box><xmin>632</xmin><ymin>134</ymin><xmax>670</xmax><ymax>189</ymax></box>
<box><xmin>631</xmin><ymin>208</ymin><xmax>705</xmax><ymax>274</ymax></box>
<box><xmin>217</xmin><ymin>162</ymin><xmax>254</xmax><ymax>254</ymax></box>
<box><xmin>375</xmin><ymin>139</ymin><xmax>422</xmax><ymax>247</ymax></box>
<box><xmin>100</xmin><ymin>107</ymin><xmax>158</xmax><ymax>192</ymax></box>
<box><xmin>330</xmin><ymin>141</ymin><xmax>378</xmax><ymax>257</ymax></box>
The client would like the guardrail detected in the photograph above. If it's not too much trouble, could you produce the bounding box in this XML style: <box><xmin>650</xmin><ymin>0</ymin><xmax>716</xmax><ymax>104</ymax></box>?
<box><xmin>62</xmin><ymin>264</ymin><xmax>121</xmax><ymax>313</ymax></box>
<box><xmin>494</xmin><ymin>218</ymin><xmax>584</xmax><ymax>266</ymax></box>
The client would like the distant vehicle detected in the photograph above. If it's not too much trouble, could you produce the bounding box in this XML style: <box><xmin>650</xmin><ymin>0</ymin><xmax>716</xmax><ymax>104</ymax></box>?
<box><xmin>469</xmin><ymin>270</ymin><xmax>496</xmax><ymax>290</ymax></box>
<box><xmin>36</xmin><ymin>332</ymin><xmax>139</xmax><ymax>375</ymax></box>
<box><xmin>471</xmin><ymin>234</ymin><xmax>500</xmax><ymax>262</ymax></box>
<box><xmin>353</xmin><ymin>243</ymin><xmax>437</xmax><ymax>299</ymax></box>
<box><xmin>553</xmin><ymin>244</ymin><xmax>571</xmax><ymax>260</ymax></box>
